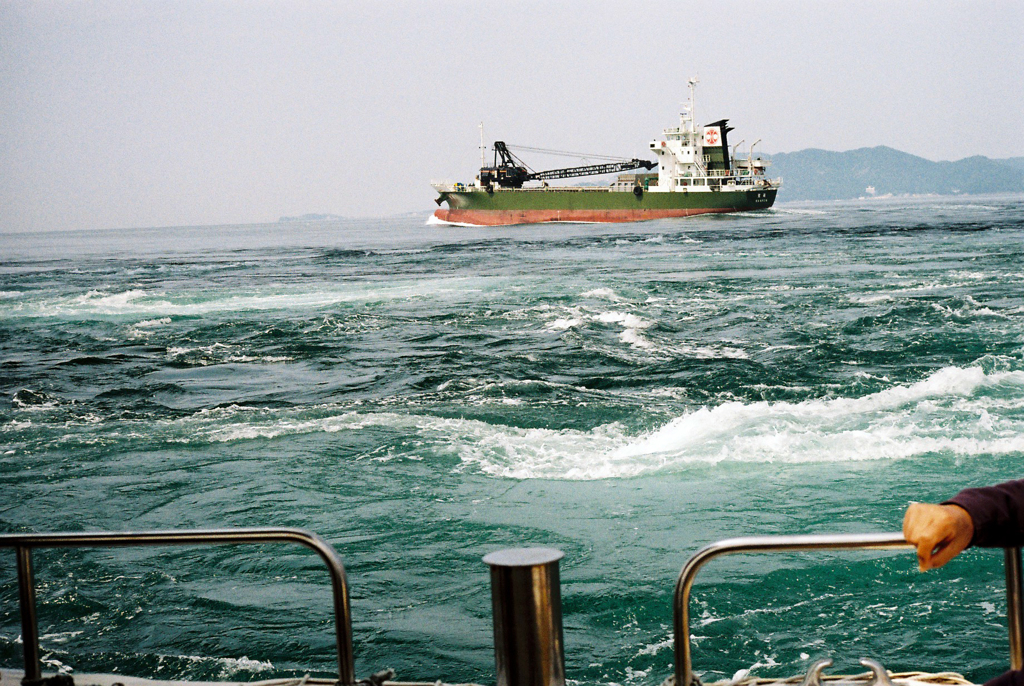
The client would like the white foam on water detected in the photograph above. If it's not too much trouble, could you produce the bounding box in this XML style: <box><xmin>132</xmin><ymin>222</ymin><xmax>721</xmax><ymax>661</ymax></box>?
<box><xmin>34</xmin><ymin>365</ymin><xmax>1024</xmax><ymax>481</ymax></box>
<box><xmin>934</xmin><ymin>203</ymin><xmax>1003</xmax><ymax>212</ymax></box>
<box><xmin>81</xmin><ymin>289</ymin><xmax>149</xmax><ymax>312</ymax></box>
<box><xmin>197</xmin><ymin>409</ymin><xmax>384</xmax><ymax>442</ymax></box>
<box><xmin>40</xmin><ymin>656</ymin><xmax>72</xmax><ymax>673</ymax></box>
<box><xmin>39</xmin><ymin>630</ymin><xmax>84</xmax><ymax>644</ymax></box>
<box><xmin>582</xmin><ymin>287</ymin><xmax>623</xmax><ymax>301</ymax></box>
<box><xmin>636</xmin><ymin>635</ymin><xmax>673</xmax><ymax>656</ymax></box>
<box><xmin>588</xmin><ymin>311</ymin><xmax>656</xmax><ymax>350</ymax></box>
<box><xmin>613</xmin><ymin>366</ymin><xmax>1024</xmax><ymax>463</ymax></box>
<box><xmin>165</xmin><ymin>341</ymin><xmax>292</xmax><ymax>364</ymax></box>
<box><xmin>4</xmin><ymin>279</ymin><xmax>492</xmax><ymax>319</ymax></box>
<box><xmin>619</xmin><ymin>328</ymin><xmax>653</xmax><ymax>349</ymax></box>
<box><xmin>150</xmin><ymin>366</ymin><xmax>1015</xmax><ymax>479</ymax></box>
<box><xmin>848</xmin><ymin>293</ymin><xmax>894</xmax><ymax>304</ymax></box>
<box><xmin>134</xmin><ymin>317</ymin><xmax>173</xmax><ymax>328</ymax></box>
<box><xmin>772</xmin><ymin>207</ymin><xmax>829</xmax><ymax>216</ymax></box>
<box><xmin>548</xmin><ymin>317</ymin><xmax>582</xmax><ymax>331</ymax></box>
<box><xmin>676</xmin><ymin>343</ymin><xmax>749</xmax><ymax>359</ymax></box>
<box><xmin>449</xmin><ymin>364</ymin><xmax>1024</xmax><ymax>479</ymax></box>
<box><xmin>596</xmin><ymin>311</ymin><xmax>651</xmax><ymax>329</ymax></box>
<box><xmin>541</xmin><ymin>304</ymin><xmax>665</xmax><ymax>351</ymax></box>
<box><xmin>923</xmin><ymin>294</ymin><xmax>1007</xmax><ymax>320</ymax></box>
<box><xmin>152</xmin><ymin>653</ymin><xmax>274</xmax><ymax>677</ymax></box>
<box><xmin>425</xmin><ymin>215</ymin><xmax>484</xmax><ymax>227</ymax></box>
<box><xmin>127</xmin><ymin>316</ymin><xmax>175</xmax><ymax>339</ymax></box>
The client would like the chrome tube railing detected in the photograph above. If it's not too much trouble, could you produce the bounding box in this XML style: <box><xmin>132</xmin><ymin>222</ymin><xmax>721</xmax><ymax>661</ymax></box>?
<box><xmin>1006</xmin><ymin>548</ymin><xmax>1024</xmax><ymax>671</ymax></box>
<box><xmin>673</xmin><ymin>533</ymin><xmax>1024</xmax><ymax>686</ymax></box>
<box><xmin>1</xmin><ymin>528</ymin><xmax>355</xmax><ymax>686</ymax></box>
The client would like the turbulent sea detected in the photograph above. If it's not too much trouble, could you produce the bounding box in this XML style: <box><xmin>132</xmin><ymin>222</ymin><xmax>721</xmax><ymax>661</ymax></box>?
<box><xmin>3</xmin><ymin>194</ymin><xmax>1024</xmax><ymax>685</ymax></box>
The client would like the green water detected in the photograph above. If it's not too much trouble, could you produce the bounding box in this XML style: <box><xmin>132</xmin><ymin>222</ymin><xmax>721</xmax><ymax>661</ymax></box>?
<box><xmin>2</xmin><ymin>195</ymin><xmax>1024</xmax><ymax>684</ymax></box>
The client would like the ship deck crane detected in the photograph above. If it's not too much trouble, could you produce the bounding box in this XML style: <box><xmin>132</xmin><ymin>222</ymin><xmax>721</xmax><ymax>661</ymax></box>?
<box><xmin>478</xmin><ymin>141</ymin><xmax>656</xmax><ymax>189</ymax></box>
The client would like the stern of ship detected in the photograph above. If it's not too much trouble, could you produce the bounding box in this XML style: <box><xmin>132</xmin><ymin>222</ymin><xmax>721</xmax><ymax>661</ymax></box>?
<box><xmin>744</xmin><ymin>185</ymin><xmax>778</xmax><ymax>210</ymax></box>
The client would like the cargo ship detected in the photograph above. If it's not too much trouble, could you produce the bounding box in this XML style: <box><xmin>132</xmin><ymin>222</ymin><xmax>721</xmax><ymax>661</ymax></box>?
<box><xmin>432</xmin><ymin>79</ymin><xmax>781</xmax><ymax>226</ymax></box>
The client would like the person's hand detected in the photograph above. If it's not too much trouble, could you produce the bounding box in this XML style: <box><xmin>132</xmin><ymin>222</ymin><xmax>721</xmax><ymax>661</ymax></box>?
<box><xmin>902</xmin><ymin>502</ymin><xmax>974</xmax><ymax>571</ymax></box>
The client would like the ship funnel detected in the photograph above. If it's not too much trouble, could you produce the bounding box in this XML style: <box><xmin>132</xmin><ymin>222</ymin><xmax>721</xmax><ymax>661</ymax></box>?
<box><xmin>702</xmin><ymin>119</ymin><xmax>734</xmax><ymax>173</ymax></box>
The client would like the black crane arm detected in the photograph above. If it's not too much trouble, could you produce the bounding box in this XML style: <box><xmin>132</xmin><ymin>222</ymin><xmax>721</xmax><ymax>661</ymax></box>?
<box><xmin>529</xmin><ymin>159</ymin><xmax>656</xmax><ymax>181</ymax></box>
<box><xmin>479</xmin><ymin>142</ymin><xmax>656</xmax><ymax>189</ymax></box>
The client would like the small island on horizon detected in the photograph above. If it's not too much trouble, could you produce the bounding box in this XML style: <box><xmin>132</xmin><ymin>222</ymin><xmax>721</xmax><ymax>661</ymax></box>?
<box><xmin>277</xmin><ymin>213</ymin><xmax>347</xmax><ymax>222</ymax></box>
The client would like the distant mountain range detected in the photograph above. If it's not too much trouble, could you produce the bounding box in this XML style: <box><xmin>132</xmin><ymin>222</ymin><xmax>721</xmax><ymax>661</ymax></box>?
<box><xmin>767</xmin><ymin>146</ymin><xmax>1024</xmax><ymax>201</ymax></box>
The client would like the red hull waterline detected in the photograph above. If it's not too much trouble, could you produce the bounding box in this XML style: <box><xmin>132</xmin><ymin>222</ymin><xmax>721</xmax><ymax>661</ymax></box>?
<box><xmin>434</xmin><ymin>207</ymin><xmax>736</xmax><ymax>227</ymax></box>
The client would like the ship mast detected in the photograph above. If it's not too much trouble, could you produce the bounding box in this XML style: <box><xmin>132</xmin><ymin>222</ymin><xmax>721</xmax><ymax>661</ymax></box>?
<box><xmin>687</xmin><ymin>76</ymin><xmax>699</xmax><ymax>136</ymax></box>
<box><xmin>479</xmin><ymin>122</ymin><xmax>486</xmax><ymax>169</ymax></box>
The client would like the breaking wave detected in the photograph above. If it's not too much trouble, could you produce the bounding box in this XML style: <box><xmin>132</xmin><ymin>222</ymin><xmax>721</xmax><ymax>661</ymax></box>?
<box><xmin>0</xmin><ymin>280</ymin><xmax>498</xmax><ymax>320</ymax></box>
<box><xmin>446</xmin><ymin>364</ymin><xmax>1024</xmax><ymax>479</ymax></box>
<box><xmin>15</xmin><ymin>364</ymin><xmax>1020</xmax><ymax>481</ymax></box>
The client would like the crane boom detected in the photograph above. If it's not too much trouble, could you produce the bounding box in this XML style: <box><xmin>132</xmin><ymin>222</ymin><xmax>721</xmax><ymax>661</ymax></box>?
<box><xmin>478</xmin><ymin>141</ymin><xmax>655</xmax><ymax>189</ymax></box>
<box><xmin>531</xmin><ymin>159</ymin><xmax>656</xmax><ymax>181</ymax></box>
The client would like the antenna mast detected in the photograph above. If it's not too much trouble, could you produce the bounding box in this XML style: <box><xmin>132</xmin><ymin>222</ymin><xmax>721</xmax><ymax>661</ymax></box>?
<box><xmin>688</xmin><ymin>77</ymin><xmax>699</xmax><ymax>135</ymax></box>
<box><xmin>479</xmin><ymin>123</ymin><xmax>486</xmax><ymax>169</ymax></box>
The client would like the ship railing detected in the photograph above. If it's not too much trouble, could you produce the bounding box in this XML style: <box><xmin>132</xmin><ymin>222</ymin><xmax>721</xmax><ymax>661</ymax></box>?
<box><xmin>702</xmin><ymin>169</ymin><xmax>762</xmax><ymax>180</ymax></box>
<box><xmin>432</xmin><ymin>181</ymin><xmax>471</xmax><ymax>193</ymax></box>
<box><xmin>692</xmin><ymin>174</ymin><xmax>765</xmax><ymax>187</ymax></box>
<box><xmin>495</xmin><ymin>185</ymin><xmax>612</xmax><ymax>192</ymax></box>
<box><xmin>0</xmin><ymin>528</ymin><xmax>357</xmax><ymax>686</ymax></box>
<box><xmin>673</xmin><ymin>533</ymin><xmax>1024</xmax><ymax>686</ymax></box>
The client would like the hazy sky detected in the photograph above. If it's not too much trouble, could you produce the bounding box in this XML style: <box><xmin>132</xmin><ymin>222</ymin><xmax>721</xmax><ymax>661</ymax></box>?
<box><xmin>2</xmin><ymin>0</ymin><xmax>1022</xmax><ymax>233</ymax></box>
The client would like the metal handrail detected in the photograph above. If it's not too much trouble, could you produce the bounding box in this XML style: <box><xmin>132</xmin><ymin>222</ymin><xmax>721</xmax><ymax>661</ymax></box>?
<box><xmin>673</xmin><ymin>533</ymin><xmax>1024</xmax><ymax>686</ymax></box>
<box><xmin>1</xmin><ymin>528</ymin><xmax>356</xmax><ymax>686</ymax></box>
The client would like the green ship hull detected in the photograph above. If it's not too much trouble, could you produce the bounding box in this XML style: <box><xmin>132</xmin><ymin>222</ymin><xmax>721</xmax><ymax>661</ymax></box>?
<box><xmin>434</xmin><ymin>186</ymin><xmax>777</xmax><ymax>226</ymax></box>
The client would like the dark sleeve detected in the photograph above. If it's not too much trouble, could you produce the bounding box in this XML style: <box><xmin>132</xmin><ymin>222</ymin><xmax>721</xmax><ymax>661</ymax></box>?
<box><xmin>986</xmin><ymin>669</ymin><xmax>1024</xmax><ymax>686</ymax></box>
<box><xmin>944</xmin><ymin>479</ymin><xmax>1024</xmax><ymax>548</ymax></box>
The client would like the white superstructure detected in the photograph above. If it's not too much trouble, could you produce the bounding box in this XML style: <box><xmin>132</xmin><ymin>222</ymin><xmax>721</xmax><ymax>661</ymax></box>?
<box><xmin>648</xmin><ymin>77</ymin><xmax>779</xmax><ymax>193</ymax></box>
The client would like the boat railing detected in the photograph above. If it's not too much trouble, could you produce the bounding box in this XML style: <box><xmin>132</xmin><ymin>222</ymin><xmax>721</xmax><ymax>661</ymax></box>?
<box><xmin>493</xmin><ymin>185</ymin><xmax>614</xmax><ymax>192</ymax></box>
<box><xmin>0</xmin><ymin>528</ymin><xmax>356</xmax><ymax>686</ymax></box>
<box><xmin>700</xmin><ymin>170</ymin><xmax>766</xmax><ymax>182</ymax></box>
<box><xmin>673</xmin><ymin>533</ymin><xmax>1024</xmax><ymax>686</ymax></box>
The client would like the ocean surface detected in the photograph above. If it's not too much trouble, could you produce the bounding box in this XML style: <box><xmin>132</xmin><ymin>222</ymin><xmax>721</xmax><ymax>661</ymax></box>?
<box><xmin>2</xmin><ymin>194</ymin><xmax>1024</xmax><ymax>685</ymax></box>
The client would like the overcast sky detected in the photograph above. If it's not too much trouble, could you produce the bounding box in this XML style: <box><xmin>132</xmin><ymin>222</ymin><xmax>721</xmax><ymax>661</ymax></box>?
<box><xmin>1</xmin><ymin>0</ymin><xmax>1022</xmax><ymax>233</ymax></box>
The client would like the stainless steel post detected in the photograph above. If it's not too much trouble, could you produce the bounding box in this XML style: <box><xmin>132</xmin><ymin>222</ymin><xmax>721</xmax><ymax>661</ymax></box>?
<box><xmin>16</xmin><ymin>546</ymin><xmax>41</xmax><ymax>683</ymax></box>
<box><xmin>484</xmin><ymin>548</ymin><xmax>566</xmax><ymax>686</ymax></box>
<box><xmin>1006</xmin><ymin>547</ymin><xmax>1024</xmax><ymax>671</ymax></box>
